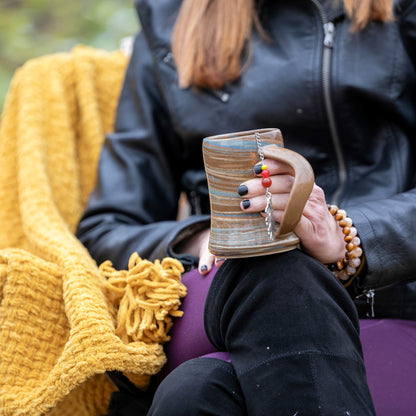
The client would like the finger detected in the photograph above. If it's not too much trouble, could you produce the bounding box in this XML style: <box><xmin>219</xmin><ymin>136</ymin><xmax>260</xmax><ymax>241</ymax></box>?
<box><xmin>197</xmin><ymin>230</ymin><xmax>226</xmax><ymax>273</ymax></box>
<box><xmin>253</xmin><ymin>159</ymin><xmax>293</xmax><ymax>176</ymax></box>
<box><xmin>238</xmin><ymin>175</ymin><xmax>294</xmax><ymax>198</ymax></box>
<box><xmin>199</xmin><ymin>251</ymin><xmax>216</xmax><ymax>275</ymax></box>
<box><xmin>241</xmin><ymin>193</ymin><xmax>290</xmax><ymax>213</ymax></box>
<box><xmin>197</xmin><ymin>232</ymin><xmax>215</xmax><ymax>275</ymax></box>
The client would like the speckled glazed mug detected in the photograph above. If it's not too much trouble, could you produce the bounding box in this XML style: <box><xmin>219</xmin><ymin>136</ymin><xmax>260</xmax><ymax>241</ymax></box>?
<box><xmin>202</xmin><ymin>128</ymin><xmax>314</xmax><ymax>258</ymax></box>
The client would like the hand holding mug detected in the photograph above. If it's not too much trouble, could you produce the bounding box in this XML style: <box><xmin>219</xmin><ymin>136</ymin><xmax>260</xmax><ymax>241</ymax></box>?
<box><xmin>238</xmin><ymin>157</ymin><xmax>345</xmax><ymax>264</ymax></box>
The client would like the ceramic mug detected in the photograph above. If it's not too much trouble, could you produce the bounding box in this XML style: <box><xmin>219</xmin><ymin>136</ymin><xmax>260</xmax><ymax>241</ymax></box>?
<box><xmin>202</xmin><ymin>128</ymin><xmax>314</xmax><ymax>258</ymax></box>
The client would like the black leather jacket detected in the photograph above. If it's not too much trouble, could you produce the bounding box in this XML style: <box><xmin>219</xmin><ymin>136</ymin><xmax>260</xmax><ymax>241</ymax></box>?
<box><xmin>77</xmin><ymin>0</ymin><xmax>416</xmax><ymax>318</ymax></box>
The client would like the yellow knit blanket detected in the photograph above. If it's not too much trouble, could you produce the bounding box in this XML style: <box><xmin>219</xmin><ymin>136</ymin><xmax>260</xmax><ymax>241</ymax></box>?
<box><xmin>0</xmin><ymin>46</ymin><xmax>186</xmax><ymax>415</ymax></box>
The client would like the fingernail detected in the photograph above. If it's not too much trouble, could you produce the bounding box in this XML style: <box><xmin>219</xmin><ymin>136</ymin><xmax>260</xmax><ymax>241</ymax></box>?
<box><xmin>237</xmin><ymin>185</ymin><xmax>248</xmax><ymax>196</ymax></box>
<box><xmin>200</xmin><ymin>265</ymin><xmax>208</xmax><ymax>272</ymax></box>
<box><xmin>242</xmin><ymin>200</ymin><xmax>250</xmax><ymax>209</ymax></box>
<box><xmin>253</xmin><ymin>164</ymin><xmax>262</xmax><ymax>174</ymax></box>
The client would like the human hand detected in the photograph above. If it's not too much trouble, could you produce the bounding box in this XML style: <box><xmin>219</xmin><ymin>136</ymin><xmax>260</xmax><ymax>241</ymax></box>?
<box><xmin>180</xmin><ymin>228</ymin><xmax>225</xmax><ymax>275</ymax></box>
<box><xmin>237</xmin><ymin>159</ymin><xmax>345</xmax><ymax>264</ymax></box>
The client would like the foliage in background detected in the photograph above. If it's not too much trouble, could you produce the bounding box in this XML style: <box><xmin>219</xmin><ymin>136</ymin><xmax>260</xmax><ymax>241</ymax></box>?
<box><xmin>0</xmin><ymin>0</ymin><xmax>139</xmax><ymax>110</ymax></box>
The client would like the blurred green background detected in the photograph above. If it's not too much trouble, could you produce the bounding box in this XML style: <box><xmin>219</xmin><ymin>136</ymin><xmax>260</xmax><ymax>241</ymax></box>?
<box><xmin>0</xmin><ymin>0</ymin><xmax>139</xmax><ymax>111</ymax></box>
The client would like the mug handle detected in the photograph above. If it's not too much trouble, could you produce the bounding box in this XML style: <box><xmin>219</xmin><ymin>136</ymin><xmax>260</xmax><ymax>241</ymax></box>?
<box><xmin>262</xmin><ymin>145</ymin><xmax>315</xmax><ymax>236</ymax></box>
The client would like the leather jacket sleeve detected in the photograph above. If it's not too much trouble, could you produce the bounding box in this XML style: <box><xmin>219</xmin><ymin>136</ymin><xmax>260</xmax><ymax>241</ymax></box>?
<box><xmin>76</xmin><ymin>34</ymin><xmax>209</xmax><ymax>270</ymax></box>
<box><xmin>348</xmin><ymin>190</ymin><xmax>416</xmax><ymax>291</ymax></box>
<box><xmin>346</xmin><ymin>3</ymin><xmax>416</xmax><ymax>291</ymax></box>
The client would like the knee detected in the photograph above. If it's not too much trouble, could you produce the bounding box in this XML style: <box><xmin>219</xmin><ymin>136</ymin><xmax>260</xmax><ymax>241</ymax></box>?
<box><xmin>148</xmin><ymin>358</ymin><xmax>245</xmax><ymax>416</ymax></box>
<box><xmin>205</xmin><ymin>249</ymin><xmax>360</xmax><ymax>353</ymax></box>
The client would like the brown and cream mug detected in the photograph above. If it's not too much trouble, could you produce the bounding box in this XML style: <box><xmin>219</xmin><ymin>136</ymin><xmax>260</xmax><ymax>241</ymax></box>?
<box><xmin>202</xmin><ymin>128</ymin><xmax>315</xmax><ymax>258</ymax></box>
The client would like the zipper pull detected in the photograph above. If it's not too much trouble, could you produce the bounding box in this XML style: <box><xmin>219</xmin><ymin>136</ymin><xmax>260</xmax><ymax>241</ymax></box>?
<box><xmin>218</xmin><ymin>91</ymin><xmax>230</xmax><ymax>103</ymax></box>
<box><xmin>365</xmin><ymin>289</ymin><xmax>375</xmax><ymax>318</ymax></box>
<box><xmin>163</xmin><ymin>51</ymin><xmax>176</xmax><ymax>68</ymax></box>
<box><xmin>210</xmin><ymin>89</ymin><xmax>230</xmax><ymax>103</ymax></box>
<box><xmin>163</xmin><ymin>51</ymin><xmax>173</xmax><ymax>63</ymax></box>
<box><xmin>323</xmin><ymin>22</ymin><xmax>335</xmax><ymax>48</ymax></box>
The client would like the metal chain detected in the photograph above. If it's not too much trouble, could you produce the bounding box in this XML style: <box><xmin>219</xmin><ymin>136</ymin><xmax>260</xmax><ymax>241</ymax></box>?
<box><xmin>255</xmin><ymin>132</ymin><xmax>275</xmax><ymax>241</ymax></box>
<box><xmin>255</xmin><ymin>132</ymin><xmax>265</xmax><ymax>162</ymax></box>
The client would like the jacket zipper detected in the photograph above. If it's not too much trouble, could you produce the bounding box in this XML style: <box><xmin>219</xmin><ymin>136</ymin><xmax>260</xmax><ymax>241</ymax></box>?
<box><xmin>354</xmin><ymin>275</ymin><xmax>416</xmax><ymax>318</ymax></box>
<box><xmin>364</xmin><ymin>289</ymin><xmax>375</xmax><ymax>318</ymax></box>
<box><xmin>208</xmin><ymin>88</ymin><xmax>230</xmax><ymax>103</ymax></box>
<box><xmin>310</xmin><ymin>0</ymin><xmax>347</xmax><ymax>205</ymax></box>
<box><xmin>350</xmin><ymin>288</ymin><xmax>375</xmax><ymax>318</ymax></box>
<box><xmin>312</xmin><ymin>3</ymin><xmax>382</xmax><ymax>319</ymax></box>
<box><xmin>163</xmin><ymin>51</ymin><xmax>230</xmax><ymax>103</ymax></box>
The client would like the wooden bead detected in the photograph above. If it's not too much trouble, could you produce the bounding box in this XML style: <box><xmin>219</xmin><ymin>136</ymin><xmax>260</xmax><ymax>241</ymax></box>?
<box><xmin>328</xmin><ymin>205</ymin><xmax>338</xmax><ymax>215</ymax></box>
<box><xmin>347</xmin><ymin>242</ymin><xmax>354</xmax><ymax>252</ymax></box>
<box><xmin>349</xmin><ymin>227</ymin><xmax>357</xmax><ymax>237</ymax></box>
<box><xmin>335</xmin><ymin>209</ymin><xmax>347</xmax><ymax>221</ymax></box>
<box><xmin>337</xmin><ymin>270</ymin><xmax>350</xmax><ymax>281</ymax></box>
<box><xmin>352</xmin><ymin>247</ymin><xmax>363</xmax><ymax>257</ymax></box>
<box><xmin>346</xmin><ymin>265</ymin><xmax>357</xmax><ymax>275</ymax></box>
<box><xmin>327</xmin><ymin>205</ymin><xmax>363</xmax><ymax>281</ymax></box>
<box><xmin>342</xmin><ymin>226</ymin><xmax>351</xmax><ymax>235</ymax></box>
<box><xmin>339</xmin><ymin>217</ymin><xmax>353</xmax><ymax>227</ymax></box>
<box><xmin>336</xmin><ymin>260</ymin><xmax>344</xmax><ymax>270</ymax></box>
<box><xmin>349</xmin><ymin>258</ymin><xmax>361</xmax><ymax>268</ymax></box>
<box><xmin>346</xmin><ymin>252</ymin><xmax>355</xmax><ymax>260</ymax></box>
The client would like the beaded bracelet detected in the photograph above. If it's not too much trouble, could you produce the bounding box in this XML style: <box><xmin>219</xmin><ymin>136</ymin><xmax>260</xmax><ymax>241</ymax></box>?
<box><xmin>326</xmin><ymin>205</ymin><xmax>363</xmax><ymax>285</ymax></box>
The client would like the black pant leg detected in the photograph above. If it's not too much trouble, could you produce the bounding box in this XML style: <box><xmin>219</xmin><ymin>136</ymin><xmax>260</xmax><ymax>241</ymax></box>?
<box><xmin>204</xmin><ymin>249</ymin><xmax>375</xmax><ymax>415</ymax></box>
<box><xmin>147</xmin><ymin>357</ymin><xmax>247</xmax><ymax>416</ymax></box>
<box><xmin>106</xmin><ymin>372</ymin><xmax>155</xmax><ymax>416</ymax></box>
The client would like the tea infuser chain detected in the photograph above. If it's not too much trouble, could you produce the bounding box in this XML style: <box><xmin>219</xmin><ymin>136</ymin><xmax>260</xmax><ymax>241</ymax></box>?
<box><xmin>255</xmin><ymin>132</ymin><xmax>276</xmax><ymax>241</ymax></box>
<box><xmin>255</xmin><ymin>132</ymin><xmax>265</xmax><ymax>162</ymax></box>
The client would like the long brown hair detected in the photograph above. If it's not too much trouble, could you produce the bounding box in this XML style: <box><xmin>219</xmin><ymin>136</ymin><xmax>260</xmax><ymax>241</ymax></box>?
<box><xmin>172</xmin><ymin>0</ymin><xmax>393</xmax><ymax>89</ymax></box>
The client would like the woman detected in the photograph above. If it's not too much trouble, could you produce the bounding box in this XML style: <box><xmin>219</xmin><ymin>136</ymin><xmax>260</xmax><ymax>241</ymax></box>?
<box><xmin>77</xmin><ymin>0</ymin><xmax>416</xmax><ymax>414</ymax></box>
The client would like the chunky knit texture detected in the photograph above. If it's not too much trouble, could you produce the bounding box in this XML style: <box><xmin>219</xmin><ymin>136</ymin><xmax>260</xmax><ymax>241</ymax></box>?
<box><xmin>0</xmin><ymin>46</ymin><xmax>186</xmax><ymax>415</ymax></box>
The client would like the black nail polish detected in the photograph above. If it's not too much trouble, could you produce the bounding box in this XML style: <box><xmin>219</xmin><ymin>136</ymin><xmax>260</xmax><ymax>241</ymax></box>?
<box><xmin>253</xmin><ymin>164</ymin><xmax>262</xmax><ymax>174</ymax></box>
<box><xmin>237</xmin><ymin>185</ymin><xmax>248</xmax><ymax>196</ymax></box>
<box><xmin>242</xmin><ymin>200</ymin><xmax>250</xmax><ymax>209</ymax></box>
<box><xmin>200</xmin><ymin>265</ymin><xmax>208</xmax><ymax>272</ymax></box>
